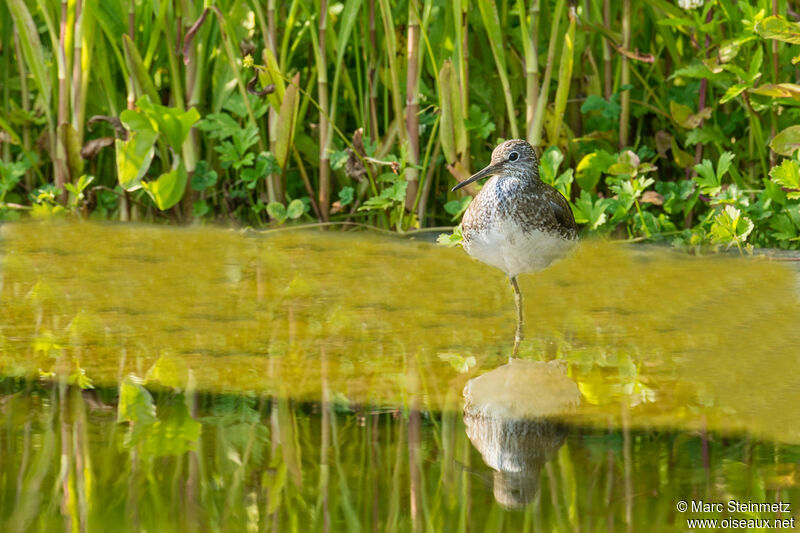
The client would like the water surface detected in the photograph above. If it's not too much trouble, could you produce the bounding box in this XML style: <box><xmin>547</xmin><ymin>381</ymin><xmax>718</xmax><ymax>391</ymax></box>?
<box><xmin>1</xmin><ymin>221</ymin><xmax>799</xmax><ymax>530</ymax></box>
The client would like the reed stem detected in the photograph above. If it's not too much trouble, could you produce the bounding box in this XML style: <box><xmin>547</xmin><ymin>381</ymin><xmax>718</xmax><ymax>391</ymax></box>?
<box><xmin>619</xmin><ymin>0</ymin><xmax>631</xmax><ymax>148</ymax></box>
<box><xmin>404</xmin><ymin>0</ymin><xmax>421</xmax><ymax>214</ymax></box>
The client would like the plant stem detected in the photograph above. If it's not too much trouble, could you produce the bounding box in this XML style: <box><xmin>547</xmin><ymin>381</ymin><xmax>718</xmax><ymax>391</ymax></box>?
<box><xmin>71</xmin><ymin>0</ymin><xmax>83</xmax><ymax>141</ymax></box>
<box><xmin>404</xmin><ymin>0</ymin><xmax>421</xmax><ymax>214</ymax></box>
<box><xmin>13</xmin><ymin>30</ymin><xmax>33</xmax><ymax>189</ymax></box>
<box><xmin>603</xmin><ymin>0</ymin><xmax>612</xmax><ymax>99</ymax></box>
<box><xmin>367</xmin><ymin>0</ymin><xmax>379</xmax><ymax>140</ymax></box>
<box><xmin>770</xmin><ymin>0</ymin><xmax>778</xmax><ymax>168</ymax></box>
<box><xmin>523</xmin><ymin>0</ymin><xmax>541</xmax><ymax>143</ymax></box>
<box><xmin>267</xmin><ymin>0</ymin><xmax>282</xmax><ymax>204</ymax></box>
<box><xmin>318</xmin><ymin>0</ymin><xmax>331</xmax><ymax>221</ymax></box>
<box><xmin>452</xmin><ymin>0</ymin><xmax>470</xmax><ymax>170</ymax></box>
<box><xmin>619</xmin><ymin>0</ymin><xmax>630</xmax><ymax>149</ymax></box>
<box><xmin>686</xmin><ymin>8</ymin><xmax>714</xmax><ymax>228</ymax></box>
<box><xmin>127</xmin><ymin>0</ymin><xmax>135</xmax><ymax>110</ymax></box>
<box><xmin>530</xmin><ymin>0</ymin><xmax>565</xmax><ymax>148</ymax></box>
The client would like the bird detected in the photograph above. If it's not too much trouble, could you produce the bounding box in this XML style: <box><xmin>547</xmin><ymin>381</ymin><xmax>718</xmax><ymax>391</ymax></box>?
<box><xmin>452</xmin><ymin>139</ymin><xmax>578</xmax><ymax>355</ymax></box>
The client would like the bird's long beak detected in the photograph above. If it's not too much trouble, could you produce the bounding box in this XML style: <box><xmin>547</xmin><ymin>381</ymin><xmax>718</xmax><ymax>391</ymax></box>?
<box><xmin>451</xmin><ymin>162</ymin><xmax>502</xmax><ymax>192</ymax></box>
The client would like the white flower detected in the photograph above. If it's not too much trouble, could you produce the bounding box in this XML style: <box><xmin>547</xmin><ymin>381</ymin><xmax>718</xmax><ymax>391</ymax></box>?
<box><xmin>678</xmin><ymin>0</ymin><xmax>704</xmax><ymax>9</ymax></box>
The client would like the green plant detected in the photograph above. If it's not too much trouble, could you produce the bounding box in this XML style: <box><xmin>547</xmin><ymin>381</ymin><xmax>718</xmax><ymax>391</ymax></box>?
<box><xmin>116</xmin><ymin>96</ymin><xmax>200</xmax><ymax>211</ymax></box>
<box><xmin>0</xmin><ymin>0</ymin><xmax>799</xmax><ymax>251</ymax></box>
<box><xmin>266</xmin><ymin>198</ymin><xmax>305</xmax><ymax>225</ymax></box>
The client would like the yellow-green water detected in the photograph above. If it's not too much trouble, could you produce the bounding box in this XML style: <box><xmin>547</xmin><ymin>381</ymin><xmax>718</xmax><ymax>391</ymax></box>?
<box><xmin>1</xmin><ymin>221</ymin><xmax>799</xmax><ymax>441</ymax></box>
<box><xmin>2</xmin><ymin>221</ymin><xmax>800</xmax><ymax>531</ymax></box>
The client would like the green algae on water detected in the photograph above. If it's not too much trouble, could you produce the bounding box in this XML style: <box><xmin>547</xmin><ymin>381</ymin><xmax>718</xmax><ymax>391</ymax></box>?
<box><xmin>1</xmin><ymin>221</ymin><xmax>799</xmax><ymax>443</ymax></box>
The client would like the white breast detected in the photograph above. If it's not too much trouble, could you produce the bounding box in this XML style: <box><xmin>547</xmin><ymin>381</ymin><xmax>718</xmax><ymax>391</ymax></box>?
<box><xmin>463</xmin><ymin>219</ymin><xmax>574</xmax><ymax>278</ymax></box>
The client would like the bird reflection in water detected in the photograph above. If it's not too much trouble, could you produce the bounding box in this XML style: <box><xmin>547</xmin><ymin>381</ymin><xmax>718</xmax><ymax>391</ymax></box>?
<box><xmin>463</xmin><ymin>359</ymin><xmax>582</xmax><ymax>509</ymax></box>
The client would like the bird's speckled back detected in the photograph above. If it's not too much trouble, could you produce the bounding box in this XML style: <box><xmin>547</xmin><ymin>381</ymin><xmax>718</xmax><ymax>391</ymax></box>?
<box><xmin>462</xmin><ymin>140</ymin><xmax>577</xmax><ymax>241</ymax></box>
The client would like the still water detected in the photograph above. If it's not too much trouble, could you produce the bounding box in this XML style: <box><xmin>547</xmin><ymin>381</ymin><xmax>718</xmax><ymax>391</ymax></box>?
<box><xmin>1</xmin><ymin>221</ymin><xmax>799</xmax><ymax>531</ymax></box>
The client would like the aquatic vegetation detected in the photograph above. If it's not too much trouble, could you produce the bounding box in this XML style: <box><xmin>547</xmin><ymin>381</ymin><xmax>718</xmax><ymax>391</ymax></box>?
<box><xmin>0</xmin><ymin>0</ymin><xmax>799</xmax><ymax>249</ymax></box>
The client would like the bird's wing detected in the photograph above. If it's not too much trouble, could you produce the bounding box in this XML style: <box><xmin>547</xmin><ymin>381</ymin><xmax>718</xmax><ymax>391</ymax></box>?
<box><xmin>547</xmin><ymin>192</ymin><xmax>577</xmax><ymax>231</ymax></box>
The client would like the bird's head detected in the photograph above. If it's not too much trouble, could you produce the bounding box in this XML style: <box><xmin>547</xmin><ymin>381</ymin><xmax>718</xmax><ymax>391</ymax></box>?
<box><xmin>452</xmin><ymin>139</ymin><xmax>539</xmax><ymax>192</ymax></box>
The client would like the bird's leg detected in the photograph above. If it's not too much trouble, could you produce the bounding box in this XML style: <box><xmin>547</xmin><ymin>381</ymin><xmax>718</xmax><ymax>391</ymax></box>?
<box><xmin>510</xmin><ymin>276</ymin><xmax>523</xmax><ymax>357</ymax></box>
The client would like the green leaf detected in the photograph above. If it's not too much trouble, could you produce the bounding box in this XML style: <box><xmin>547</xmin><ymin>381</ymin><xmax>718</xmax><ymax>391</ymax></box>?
<box><xmin>608</xmin><ymin>151</ymin><xmax>641</xmax><ymax>177</ymax></box>
<box><xmin>716</xmin><ymin>152</ymin><xmax>735</xmax><ymax>181</ymax></box>
<box><xmin>670</xmin><ymin>101</ymin><xmax>712</xmax><ymax>129</ymax></box>
<box><xmin>115</xmin><ymin>130</ymin><xmax>157</xmax><ymax>191</ymax></box>
<box><xmin>710</xmin><ymin>205</ymin><xmax>753</xmax><ymax>248</ymax></box>
<box><xmin>136</xmin><ymin>96</ymin><xmax>201</xmax><ymax>150</ymax></box>
<box><xmin>720</xmin><ymin>62</ymin><xmax>748</xmax><ymax>80</ymax></box>
<box><xmin>656</xmin><ymin>17</ymin><xmax>696</xmax><ymax>28</ymax></box>
<box><xmin>196</xmin><ymin>113</ymin><xmax>242</xmax><ymax>140</ymax></box>
<box><xmin>438</xmin><ymin>60</ymin><xmax>457</xmax><ymax>163</ymax></box>
<box><xmin>286</xmin><ymin>199</ymin><xmax>304</xmax><ymax>219</ymax></box>
<box><xmin>260</xmin><ymin>48</ymin><xmax>285</xmax><ymax>109</ymax></box>
<box><xmin>330</xmin><ymin>150</ymin><xmax>349</xmax><ymax>171</ymax></box>
<box><xmin>539</xmin><ymin>147</ymin><xmax>564</xmax><ymax>185</ymax></box>
<box><xmin>769</xmin><ymin>213</ymin><xmax>799</xmax><ymax>241</ymax></box>
<box><xmin>444</xmin><ymin>196</ymin><xmax>471</xmax><ymax>221</ymax></box>
<box><xmin>120</xmin><ymin>109</ymin><xmax>156</xmax><ymax>133</ymax></box>
<box><xmin>720</xmin><ymin>83</ymin><xmax>749</xmax><ymax>104</ymax></box>
<box><xmin>232</xmin><ymin>124</ymin><xmax>260</xmax><ymax>158</ymax></box>
<box><xmin>670</xmin><ymin>62</ymin><xmax>716</xmax><ymax>80</ymax></box>
<box><xmin>68</xmin><ymin>367</ymin><xmax>95</xmax><ymax>390</ymax></box>
<box><xmin>359</xmin><ymin>181</ymin><xmax>408</xmax><ymax>211</ymax></box>
<box><xmin>267</xmin><ymin>202</ymin><xmax>286</xmax><ymax>221</ymax></box>
<box><xmin>572</xmin><ymin>190</ymin><xmax>609</xmax><ymax>229</ymax></box>
<box><xmin>769</xmin><ymin>159</ymin><xmax>800</xmax><ymax>199</ymax></box>
<box><xmin>215</xmin><ymin>125</ymin><xmax>259</xmax><ymax>169</ymax></box>
<box><xmin>671</xmin><ymin>137</ymin><xmax>694</xmax><ymax>169</ymax></box>
<box><xmin>656</xmin><ymin>180</ymin><xmax>694</xmax><ymax>215</ymax></box>
<box><xmin>274</xmin><ymin>73</ymin><xmax>300</xmax><ymax>170</ymax></box>
<box><xmin>190</xmin><ymin>161</ymin><xmax>218</xmax><ymax>191</ymax></box>
<box><xmin>7</xmin><ymin>0</ymin><xmax>51</xmax><ymax>114</ymax></box>
<box><xmin>465</xmin><ymin>104</ymin><xmax>494</xmax><ymax>140</ymax></box>
<box><xmin>581</xmin><ymin>95</ymin><xmax>618</xmax><ymax>118</ymax></box>
<box><xmin>718</xmin><ymin>38</ymin><xmax>750</xmax><ymax>63</ymax></box>
<box><xmin>139</xmin><ymin>399</ymin><xmax>202</xmax><ymax>458</ymax></box>
<box><xmin>117</xmin><ymin>378</ymin><xmax>156</xmax><ymax>425</ymax></box>
<box><xmin>693</xmin><ymin>159</ymin><xmax>721</xmax><ymax>195</ymax></box>
<box><xmin>242</xmin><ymin>153</ymin><xmax>280</xmax><ymax>188</ymax></box>
<box><xmin>770</xmin><ymin>126</ymin><xmax>800</xmax><ymax>156</ymax></box>
<box><xmin>554</xmin><ymin>169</ymin><xmax>575</xmax><ymax>199</ymax></box>
<box><xmin>67</xmin><ymin>175</ymin><xmax>95</xmax><ymax>198</ymax></box>
<box><xmin>748</xmin><ymin>48</ymin><xmax>764</xmax><ymax>84</ymax></box>
<box><xmin>192</xmin><ymin>200</ymin><xmax>210</xmax><ymax>217</ymax></box>
<box><xmin>142</xmin><ymin>159</ymin><xmax>188</xmax><ymax>210</ymax></box>
<box><xmin>223</xmin><ymin>92</ymin><xmax>268</xmax><ymax>120</ymax></box>
<box><xmin>575</xmin><ymin>150</ymin><xmax>614</xmax><ymax>191</ymax></box>
<box><xmin>549</xmin><ymin>8</ymin><xmax>576</xmax><ymax>141</ymax></box>
<box><xmin>122</xmin><ymin>35</ymin><xmax>159</xmax><ymax>103</ymax></box>
<box><xmin>685</xmin><ymin>125</ymin><xmax>727</xmax><ymax>147</ymax></box>
<box><xmin>436</xmin><ymin>225</ymin><xmax>463</xmax><ymax>247</ymax></box>
<box><xmin>476</xmin><ymin>0</ymin><xmax>518</xmax><ymax>138</ymax></box>
<box><xmin>750</xmin><ymin>83</ymin><xmax>800</xmax><ymax>101</ymax></box>
<box><xmin>333</xmin><ymin>0</ymin><xmax>364</xmax><ymax>75</ymax></box>
<box><xmin>755</xmin><ymin>16</ymin><xmax>800</xmax><ymax>44</ymax></box>
<box><xmin>437</xmin><ymin>353</ymin><xmax>476</xmax><ymax>373</ymax></box>
<box><xmin>338</xmin><ymin>186</ymin><xmax>355</xmax><ymax>206</ymax></box>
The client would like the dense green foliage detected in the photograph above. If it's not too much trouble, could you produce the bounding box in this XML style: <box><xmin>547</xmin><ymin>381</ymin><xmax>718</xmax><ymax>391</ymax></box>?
<box><xmin>2</xmin><ymin>0</ymin><xmax>800</xmax><ymax>248</ymax></box>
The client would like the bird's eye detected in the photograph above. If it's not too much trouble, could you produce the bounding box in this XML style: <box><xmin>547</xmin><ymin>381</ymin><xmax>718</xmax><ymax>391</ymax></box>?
<box><xmin>508</xmin><ymin>151</ymin><xmax>519</xmax><ymax>162</ymax></box>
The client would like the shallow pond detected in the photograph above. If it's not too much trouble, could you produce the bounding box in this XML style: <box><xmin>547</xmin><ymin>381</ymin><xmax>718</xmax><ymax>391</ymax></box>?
<box><xmin>1</xmin><ymin>221</ymin><xmax>799</xmax><ymax>531</ymax></box>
